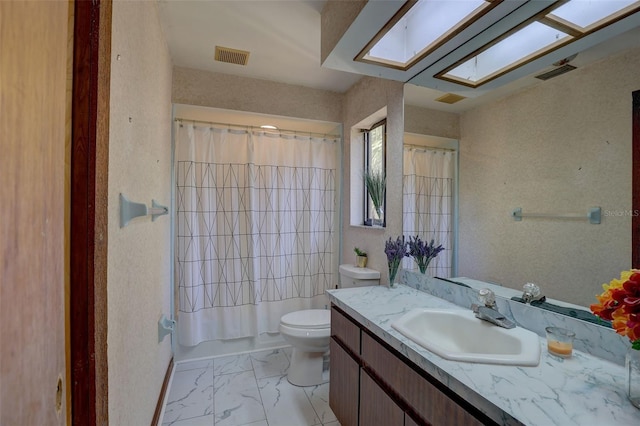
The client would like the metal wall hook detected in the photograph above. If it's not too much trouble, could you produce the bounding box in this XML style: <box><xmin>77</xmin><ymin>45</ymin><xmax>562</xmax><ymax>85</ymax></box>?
<box><xmin>158</xmin><ymin>314</ymin><xmax>176</xmax><ymax>343</ymax></box>
<box><xmin>120</xmin><ymin>193</ymin><xmax>168</xmax><ymax>227</ymax></box>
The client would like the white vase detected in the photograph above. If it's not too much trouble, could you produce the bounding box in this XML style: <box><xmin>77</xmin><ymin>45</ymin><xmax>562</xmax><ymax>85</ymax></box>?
<box><xmin>627</xmin><ymin>347</ymin><xmax>640</xmax><ymax>409</ymax></box>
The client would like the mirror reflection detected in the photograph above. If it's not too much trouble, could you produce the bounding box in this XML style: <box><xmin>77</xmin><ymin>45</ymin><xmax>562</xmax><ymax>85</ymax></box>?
<box><xmin>401</xmin><ymin>134</ymin><xmax>457</xmax><ymax>278</ymax></box>
<box><xmin>403</xmin><ymin>32</ymin><xmax>639</xmax><ymax>310</ymax></box>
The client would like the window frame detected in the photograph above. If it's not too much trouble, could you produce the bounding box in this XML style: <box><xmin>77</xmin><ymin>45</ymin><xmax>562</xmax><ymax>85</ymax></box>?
<box><xmin>363</xmin><ymin>119</ymin><xmax>387</xmax><ymax>227</ymax></box>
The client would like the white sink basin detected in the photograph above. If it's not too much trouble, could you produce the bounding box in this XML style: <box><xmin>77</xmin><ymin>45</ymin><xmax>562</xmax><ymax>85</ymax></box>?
<box><xmin>391</xmin><ymin>308</ymin><xmax>540</xmax><ymax>366</ymax></box>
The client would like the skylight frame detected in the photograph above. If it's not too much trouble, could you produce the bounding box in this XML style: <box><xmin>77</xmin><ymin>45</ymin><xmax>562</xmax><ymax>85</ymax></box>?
<box><xmin>354</xmin><ymin>0</ymin><xmax>503</xmax><ymax>71</ymax></box>
<box><xmin>436</xmin><ymin>0</ymin><xmax>640</xmax><ymax>88</ymax></box>
<box><xmin>548</xmin><ymin>0</ymin><xmax>640</xmax><ymax>32</ymax></box>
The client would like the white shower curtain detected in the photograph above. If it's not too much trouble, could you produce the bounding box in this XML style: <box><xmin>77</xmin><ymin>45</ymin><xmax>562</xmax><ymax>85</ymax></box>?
<box><xmin>175</xmin><ymin>122</ymin><xmax>338</xmax><ymax>346</ymax></box>
<box><xmin>403</xmin><ymin>147</ymin><xmax>455</xmax><ymax>278</ymax></box>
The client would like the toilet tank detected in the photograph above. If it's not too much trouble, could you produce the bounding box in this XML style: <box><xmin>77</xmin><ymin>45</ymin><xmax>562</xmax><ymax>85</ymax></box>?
<box><xmin>339</xmin><ymin>264</ymin><xmax>381</xmax><ymax>288</ymax></box>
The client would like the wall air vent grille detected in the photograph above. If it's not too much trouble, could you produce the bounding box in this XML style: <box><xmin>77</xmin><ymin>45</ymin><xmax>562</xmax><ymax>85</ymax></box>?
<box><xmin>215</xmin><ymin>46</ymin><xmax>250</xmax><ymax>66</ymax></box>
<box><xmin>535</xmin><ymin>64</ymin><xmax>577</xmax><ymax>81</ymax></box>
<box><xmin>435</xmin><ymin>93</ymin><xmax>466</xmax><ymax>104</ymax></box>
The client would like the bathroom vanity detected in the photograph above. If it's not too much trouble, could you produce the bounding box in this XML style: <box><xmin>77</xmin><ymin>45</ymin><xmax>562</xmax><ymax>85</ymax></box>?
<box><xmin>330</xmin><ymin>305</ymin><xmax>490</xmax><ymax>426</ymax></box>
<box><xmin>327</xmin><ymin>284</ymin><xmax>640</xmax><ymax>426</ymax></box>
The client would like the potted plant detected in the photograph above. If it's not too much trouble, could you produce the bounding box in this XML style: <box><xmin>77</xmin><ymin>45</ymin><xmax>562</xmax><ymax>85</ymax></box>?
<box><xmin>354</xmin><ymin>247</ymin><xmax>368</xmax><ymax>268</ymax></box>
<box><xmin>363</xmin><ymin>169</ymin><xmax>386</xmax><ymax>226</ymax></box>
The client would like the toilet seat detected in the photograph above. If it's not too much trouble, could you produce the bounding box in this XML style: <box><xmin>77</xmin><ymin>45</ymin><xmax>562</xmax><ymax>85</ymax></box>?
<box><xmin>280</xmin><ymin>309</ymin><xmax>330</xmax><ymax>329</ymax></box>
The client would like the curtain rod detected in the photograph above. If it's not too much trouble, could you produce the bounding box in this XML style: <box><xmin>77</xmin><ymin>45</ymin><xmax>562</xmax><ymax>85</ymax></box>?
<box><xmin>403</xmin><ymin>143</ymin><xmax>456</xmax><ymax>152</ymax></box>
<box><xmin>174</xmin><ymin>117</ymin><xmax>341</xmax><ymax>140</ymax></box>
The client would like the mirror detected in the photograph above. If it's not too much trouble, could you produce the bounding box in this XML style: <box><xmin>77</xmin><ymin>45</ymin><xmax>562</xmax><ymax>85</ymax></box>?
<box><xmin>401</xmin><ymin>132</ymin><xmax>457</xmax><ymax>278</ymax></box>
<box><xmin>402</xmin><ymin>31</ymin><xmax>640</xmax><ymax>311</ymax></box>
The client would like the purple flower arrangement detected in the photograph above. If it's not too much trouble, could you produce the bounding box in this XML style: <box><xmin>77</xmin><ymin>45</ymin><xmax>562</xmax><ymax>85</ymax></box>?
<box><xmin>408</xmin><ymin>235</ymin><xmax>445</xmax><ymax>274</ymax></box>
<box><xmin>384</xmin><ymin>236</ymin><xmax>409</xmax><ymax>286</ymax></box>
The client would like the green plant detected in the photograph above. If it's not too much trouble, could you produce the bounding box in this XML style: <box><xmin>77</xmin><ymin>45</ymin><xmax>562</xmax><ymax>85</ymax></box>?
<box><xmin>363</xmin><ymin>169</ymin><xmax>386</xmax><ymax>214</ymax></box>
<box><xmin>354</xmin><ymin>247</ymin><xmax>367</xmax><ymax>257</ymax></box>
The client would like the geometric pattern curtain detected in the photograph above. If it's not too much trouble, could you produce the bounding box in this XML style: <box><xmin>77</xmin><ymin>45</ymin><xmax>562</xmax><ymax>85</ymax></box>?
<box><xmin>402</xmin><ymin>147</ymin><xmax>455</xmax><ymax>278</ymax></box>
<box><xmin>175</xmin><ymin>123</ymin><xmax>338</xmax><ymax>345</ymax></box>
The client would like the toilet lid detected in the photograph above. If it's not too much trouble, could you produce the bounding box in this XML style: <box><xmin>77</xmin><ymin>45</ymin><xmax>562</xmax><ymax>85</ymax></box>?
<box><xmin>281</xmin><ymin>309</ymin><xmax>330</xmax><ymax>329</ymax></box>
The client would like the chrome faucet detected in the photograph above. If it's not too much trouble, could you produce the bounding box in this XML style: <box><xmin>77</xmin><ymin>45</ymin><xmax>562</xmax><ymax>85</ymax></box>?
<box><xmin>471</xmin><ymin>289</ymin><xmax>516</xmax><ymax>329</ymax></box>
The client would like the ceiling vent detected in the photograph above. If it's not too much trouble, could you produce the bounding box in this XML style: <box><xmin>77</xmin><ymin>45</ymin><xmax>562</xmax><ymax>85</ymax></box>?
<box><xmin>435</xmin><ymin>93</ymin><xmax>466</xmax><ymax>104</ymax></box>
<box><xmin>534</xmin><ymin>64</ymin><xmax>577</xmax><ymax>81</ymax></box>
<box><xmin>215</xmin><ymin>46</ymin><xmax>250</xmax><ymax>66</ymax></box>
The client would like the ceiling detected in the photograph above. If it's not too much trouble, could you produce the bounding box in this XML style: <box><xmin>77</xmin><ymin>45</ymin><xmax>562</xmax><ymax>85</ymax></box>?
<box><xmin>158</xmin><ymin>0</ymin><xmax>640</xmax><ymax>114</ymax></box>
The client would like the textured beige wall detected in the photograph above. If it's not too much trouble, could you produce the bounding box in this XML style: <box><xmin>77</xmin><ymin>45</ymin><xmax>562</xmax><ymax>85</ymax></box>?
<box><xmin>404</xmin><ymin>104</ymin><xmax>460</xmax><ymax>139</ymax></box>
<box><xmin>320</xmin><ymin>0</ymin><xmax>367</xmax><ymax>64</ymax></box>
<box><xmin>342</xmin><ymin>77</ymin><xmax>404</xmax><ymax>283</ymax></box>
<box><xmin>108</xmin><ymin>1</ymin><xmax>173</xmax><ymax>424</ymax></box>
<box><xmin>172</xmin><ymin>66</ymin><xmax>343</xmax><ymax>124</ymax></box>
<box><xmin>459</xmin><ymin>47</ymin><xmax>639</xmax><ymax>307</ymax></box>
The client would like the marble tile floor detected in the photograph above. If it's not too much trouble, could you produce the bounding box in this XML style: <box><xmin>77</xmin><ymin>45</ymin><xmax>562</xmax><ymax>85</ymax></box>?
<box><xmin>161</xmin><ymin>347</ymin><xmax>340</xmax><ymax>426</ymax></box>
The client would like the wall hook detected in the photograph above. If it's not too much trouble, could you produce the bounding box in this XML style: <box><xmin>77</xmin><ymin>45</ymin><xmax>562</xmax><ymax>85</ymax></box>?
<box><xmin>158</xmin><ymin>314</ymin><xmax>176</xmax><ymax>343</ymax></box>
<box><xmin>120</xmin><ymin>193</ymin><xmax>168</xmax><ymax>227</ymax></box>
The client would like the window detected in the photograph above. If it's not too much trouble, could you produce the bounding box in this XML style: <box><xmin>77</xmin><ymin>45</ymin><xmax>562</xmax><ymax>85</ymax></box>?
<box><xmin>363</xmin><ymin>120</ymin><xmax>386</xmax><ymax>226</ymax></box>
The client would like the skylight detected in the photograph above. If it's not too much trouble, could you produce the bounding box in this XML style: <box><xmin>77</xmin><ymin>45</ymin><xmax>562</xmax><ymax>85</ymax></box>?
<box><xmin>356</xmin><ymin>0</ymin><xmax>498</xmax><ymax>70</ymax></box>
<box><xmin>443</xmin><ymin>22</ymin><xmax>572</xmax><ymax>84</ymax></box>
<box><xmin>354</xmin><ymin>0</ymin><xmax>640</xmax><ymax>87</ymax></box>
<box><xmin>437</xmin><ymin>0</ymin><xmax>640</xmax><ymax>87</ymax></box>
<box><xmin>550</xmin><ymin>0</ymin><xmax>638</xmax><ymax>30</ymax></box>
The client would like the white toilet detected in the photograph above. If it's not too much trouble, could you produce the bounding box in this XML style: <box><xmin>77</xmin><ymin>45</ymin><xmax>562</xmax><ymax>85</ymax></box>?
<box><xmin>279</xmin><ymin>264</ymin><xmax>381</xmax><ymax>386</ymax></box>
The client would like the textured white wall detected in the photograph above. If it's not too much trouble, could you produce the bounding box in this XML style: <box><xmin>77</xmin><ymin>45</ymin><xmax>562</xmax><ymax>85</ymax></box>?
<box><xmin>172</xmin><ymin>66</ymin><xmax>344</xmax><ymax>124</ymax></box>
<box><xmin>108</xmin><ymin>1</ymin><xmax>173</xmax><ymax>424</ymax></box>
<box><xmin>404</xmin><ymin>104</ymin><xmax>460</xmax><ymax>139</ymax></box>
<box><xmin>459</xmin><ymin>47</ymin><xmax>639</xmax><ymax>307</ymax></box>
<box><xmin>341</xmin><ymin>77</ymin><xmax>404</xmax><ymax>282</ymax></box>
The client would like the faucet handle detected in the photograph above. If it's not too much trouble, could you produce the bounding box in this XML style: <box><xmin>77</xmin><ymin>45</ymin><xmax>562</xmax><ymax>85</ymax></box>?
<box><xmin>478</xmin><ymin>288</ymin><xmax>495</xmax><ymax>308</ymax></box>
<box><xmin>522</xmin><ymin>283</ymin><xmax>541</xmax><ymax>303</ymax></box>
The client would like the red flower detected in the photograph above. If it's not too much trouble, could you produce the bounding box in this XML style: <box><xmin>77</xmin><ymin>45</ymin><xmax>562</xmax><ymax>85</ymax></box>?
<box><xmin>627</xmin><ymin>313</ymin><xmax>640</xmax><ymax>341</ymax></box>
<box><xmin>591</xmin><ymin>270</ymin><xmax>640</xmax><ymax>348</ymax></box>
<box><xmin>622</xmin><ymin>273</ymin><xmax>640</xmax><ymax>314</ymax></box>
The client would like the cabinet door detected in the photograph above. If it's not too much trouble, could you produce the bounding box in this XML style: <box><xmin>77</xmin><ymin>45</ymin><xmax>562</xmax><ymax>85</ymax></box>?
<box><xmin>404</xmin><ymin>413</ymin><xmax>422</xmax><ymax>426</ymax></box>
<box><xmin>359</xmin><ymin>371</ymin><xmax>404</xmax><ymax>426</ymax></box>
<box><xmin>361</xmin><ymin>332</ymin><xmax>484</xmax><ymax>426</ymax></box>
<box><xmin>330</xmin><ymin>338</ymin><xmax>360</xmax><ymax>426</ymax></box>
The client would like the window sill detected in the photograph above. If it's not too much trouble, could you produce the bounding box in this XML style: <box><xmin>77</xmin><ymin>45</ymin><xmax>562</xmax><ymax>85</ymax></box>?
<box><xmin>350</xmin><ymin>224</ymin><xmax>386</xmax><ymax>230</ymax></box>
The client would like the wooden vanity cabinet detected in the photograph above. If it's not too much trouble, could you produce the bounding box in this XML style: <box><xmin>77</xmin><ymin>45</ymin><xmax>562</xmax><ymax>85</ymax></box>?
<box><xmin>330</xmin><ymin>305</ymin><xmax>496</xmax><ymax>426</ymax></box>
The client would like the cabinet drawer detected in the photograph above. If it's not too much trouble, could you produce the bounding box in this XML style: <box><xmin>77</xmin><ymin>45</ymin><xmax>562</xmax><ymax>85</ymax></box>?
<box><xmin>361</xmin><ymin>332</ymin><xmax>484</xmax><ymax>426</ymax></box>
<box><xmin>331</xmin><ymin>306</ymin><xmax>361</xmax><ymax>355</ymax></box>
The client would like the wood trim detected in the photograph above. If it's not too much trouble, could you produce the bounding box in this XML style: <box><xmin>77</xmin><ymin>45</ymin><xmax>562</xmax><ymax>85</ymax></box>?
<box><xmin>70</xmin><ymin>1</ymin><xmax>111</xmax><ymax>425</ymax></box>
<box><xmin>152</xmin><ymin>358</ymin><xmax>175</xmax><ymax>426</ymax></box>
<box><xmin>95</xmin><ymin>2</ymin><xmax>112</xmax><ymax>423</ymax></box>
<box><xmin>633</xmin><ymin>90</ymin><xmax>640</xmax><ymax>268</ymax></box>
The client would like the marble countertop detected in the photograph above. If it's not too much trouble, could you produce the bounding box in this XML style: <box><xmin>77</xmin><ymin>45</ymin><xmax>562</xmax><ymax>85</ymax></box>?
<box><xmin>327</xmin><ymin>284</ymin><xmax>640</xmax><ymax>426</ymax></box>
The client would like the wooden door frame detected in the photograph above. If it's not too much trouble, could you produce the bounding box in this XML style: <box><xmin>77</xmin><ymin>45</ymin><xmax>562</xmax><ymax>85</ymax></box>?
<box><xmin>70</xmin><ymin>1</ymin><xmax>111</xmax><ymax>424</ymax></box>
<box><xmin>633</xmin><ymin>90</ymin><xmax>640</xmax><ymax>268</ymax></box>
